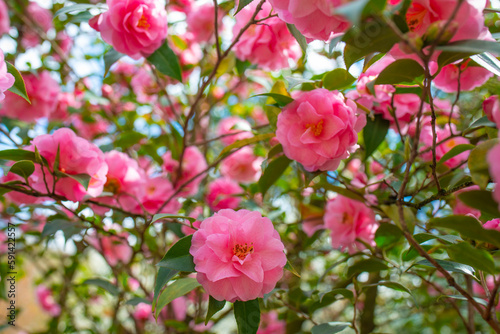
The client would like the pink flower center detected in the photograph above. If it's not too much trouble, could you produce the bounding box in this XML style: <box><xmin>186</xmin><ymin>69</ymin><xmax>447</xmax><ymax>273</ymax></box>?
<box><xmin>104</xmin><ymin>178</ymin><xmax>121</xmax><ymax>194</ymax></box>
<box><xmin>233</xmin><ymin>242</ymin><xmax>254</xmax><ymax>260</ymax></box>
<box><xmin>342</xmin><ymin>212</ymin><xmax>353</xmax><ymax>225</ymax></box>
<box><xmin>137</xmin><ymin>15</ymin><xmax>150</xmax><ymax>30</ymax></box>
<box><xmin>406</xmin><ymin>3</ymin><xmax>427</xmax><ymax>32</ymax></box>
<box><xmin>305</xmin><ymin>119</ymin><xmax>324</xmax><ymax>137</ymax></box>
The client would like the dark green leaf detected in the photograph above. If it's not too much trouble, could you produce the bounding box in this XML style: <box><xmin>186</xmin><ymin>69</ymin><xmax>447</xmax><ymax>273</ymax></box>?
<box><xmin>464</xmin><ymin>116</ymin><xmax>497</xmax><ymax>134</ymax></box>
<box><xmin>468</xmin><ymin>139</ymin><xmax>498</xmax><ymax>189</ymax></box>
<box><xmin>104</xmin><ymin>48</ymin><xmax>124</xmax><ymax>76</ymax></box>
<box><xmin>416</xmin><ymin>259</ymin><xmax>475</xmax><ymax>276</ymax></box>
<box><xmin>437</xmin><ymin>144</ymin><xmax>474</xmax><ymax>166</ymax></box>
<box><xmin>284</xmin><ymin>260</ymin><xmax>300</xmax><ymax>277</ymax></box>
<box><xmin>54</xmin><ymin>3</ymin><xmax>100</xmax><ymax>17</ymax></box>
<box><xmin>323</xmin><ymin>68</ymin><xmax>356</xmax><ymax>90</ymax></box>
<box><xmin>287</xmin><ymin>24</ymin><xmax>308</xmax><ymax>53</ymax></box>
<box><xmin>251</xmin><ymin>93</ymin><xmax>294</xmax><ymax>107</ymax></box>
<box><xmin>41</xmin><ymin>219</ymin><xmax>84</xmax><ymax>239</ymax></box>
<box><xmin>441</xmin><ymin>295</ymin><xmax>488</xmax><ymax>307</ymax></box>
<box><xmin>436</xmin><ymin>40</ymin><xmax>500</xmax><ymax>56</ymax></box>
<box><xmin>9</xmin><ymin>160</ymin><xmax>35</xmax><ymax>179</ymax></box>
<box><xmin>151</xmin><ymin>214</ymin><xmax>197</xmax><ymax>224</ymax></box>
<box><xmin>374</xmin><ymin>223</ymin><xmax>403</xmax><ymax>249</ymax></box>
<box><xmin>446</xmin><ymin>242</ymin><xmax>496</xmax><ymax>274</ymax></box>
<box><xmin>82</xmin><ymin>278</ymin><xmax>119</xmax><ymax>296</ymax></box>
<box><xmin>374</xmin><ymin>59</ymin><xmax>424</xmax><ymax>85</ymax></box>
<box><xmin>311</xmin><ymin>322</ymin><xmax>351</xmax><ymax>334</ymax></box>
<box><xmin>0</xmin><ymin>149</ymin><xmax>46</xmax><ymax>163</ymax></box>
<box><xmin>347</xmin><ymin>259</ymin><xmax>388</xmax><ymax>277</ymax></box>
<box><xmin>6</xmin><ymin>62</ymin><xmax>30</xmax><ymax>103</ymax></box>
<box><xmin>437</xmin><ymin>51</ymin><xmax>474</xmax><ymax>68</ymax></box>
<box><xmin>205</xmin><ymin>296</ymin><xmax>226</xmax><ymax>325</ymax></box>
<box><xmin>234</xmin><ymin>299</ymin><xmax>261</xmax><ymax>334</ymax></box>
<box><xmin>115</xmin><ymin>131</ymin><xmax>147</xmax><ymax>149</ymax></box>
<box><xmin>285</xmin><ymin>76</ymin><xmax>315</xmax><ymax>90</ymax></box>
<box><xmin>258</xmin><ymin>155</ymin><xmax>292</xmax><ymax>196</ymax></box>
<box><xmin>153</xmin><ymin>268</ymin><xmax>178</xmax><ymax>309</ymax></box>
<box><xmin>155</xmin><ymin>278</ymin><xmax>200</xmax><ymax>318</ymax></box>
<box><xmin>310</xmin><ymin>289</ymin><xmax>354</xmax><ymax>313</ymax></box>
<box><xmin>363</xmin><ymin>114</ymin><xmax>390</xmax><ymax>159</ymax></box>
<box><xmin>458</xmin><ymin>190</ymin><xmax>500</xmax><ymax>217</ymax></box>
<box><xmin>267</xmin><ymin>144</ymin><xmax>283</xmax><ymax>159</ymax></box>
<box><xmin>60</xmin><ymin>173</ymin><xmax>91</xmax><ymax>190</ymax></box>
<box><xmin>336</xmin><ymin>0</ymin><xmax>371</xmax><ymax>25</ymax></box>
<box><xmin>363</xmin><ymin>281</ymin><xmax>412</xmax><ymax>295</ymax></box>
<box><xmin>125</xmin><ymin>297</ymin><xmax>151</xmax><ymax>306</ymax></box>
<box><xmin>147</xmin><ymin>41</ymin><xmax>182</xmax><ymax>82</ymax></box>
<box><xmin>234</xmin><ymin>0</ymin><xmax>255</xmax><ymax>15</ymax></box>
<box><xmin>218</xmin><ymin>133</ymin><xmax>275</xmax><ymax>159</ymax></box>
<box><xmin>157</xmin><ymin>235</ymin><xmax>195</xmax><ymax>272</ymax></box>
<box><xmin>318</xmin><ymin>183</ymin><xmax>366</xmax><ymax>202</ymax></box>
<box><xmin>429</xmin><ymin>215</ymin><xmax>500</xmax><ymax>248</ymax></box>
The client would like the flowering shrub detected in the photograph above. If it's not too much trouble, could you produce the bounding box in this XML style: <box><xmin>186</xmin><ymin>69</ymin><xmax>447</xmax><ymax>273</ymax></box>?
<box><xmin>2</xmin><ymin>0</ymin><xmax>500</xmax><ymax>333</ymax></box>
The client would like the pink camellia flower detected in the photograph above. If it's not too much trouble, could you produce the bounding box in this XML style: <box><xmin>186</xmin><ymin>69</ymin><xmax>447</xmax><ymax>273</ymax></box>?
<box><xmin>130</xmin><ymin>65</ymin><xmax>158</xmax><ymax>104</ymax></box>
<box><xmin>141</xmin><ymin>176</ymin><xmax>181</xmax><ymax>214</ymax></box>
<box><xmin>21</xmin><ymin>2</ymin><xmax>53</xmax><ymax>48</ymax></box>
<box><xmin>217</xmin><ymin>116</ymin><xmax>253</xmax><ymax>146</ymax></box>
<box><xmin>87</xmin><ymin>224</ymin><xmax>132</xmax><ymax>266</ymax></box>
<box><xmin>36</xmin><ymin>286</ymin><xmax>61</xmax><ymax>316</ymax></box>
<box><xmin>258</xmin><ymin>311</ymin><xmax>286</xmax><ymax>334</ymax></box>
<box><xmin>53</xmin><ymin>31</ymin><xmax>74</xmax><ymax>61</ymax></box>
<box><xmin>92</xmin><ymin>151</ymin><xmax>145</xmax><ymax>215</ymax></box>
<box><xmin>133</xmin><ymin>302</ymin><xmax>153</xmax><ymax>321</ymax></box>
<box><xmin>30</xmin><ymin>128</ymin><xmax>108</xmax><ymax>202</ymax></box>
<box><xmin>324</xmin><ymin>195</ymin><xmax>378</xmax><ymax>253</ymax></box>
<box><xmin>473</xmin><ymin>275</ymin><xmax>500</xmax><ymax>310</ymax></box>
<box><xmin>0</xmin><ymin>50</ymin><xmax>14</xmax><ymax>101</ymax></box>
<box><xmin>206</xmin><ymin>178</ymin><xmax>243</xmax><ymax>211</ymax></box>
<box><xmin>432</xmin><ymin>62</ymin><xmax>493</xmax><ymax>93</ymax></box>
<box><xmin>484</xmin><ymin>218</ymin><xmax>500</xmax><ymax>231</ymax></box>
<box><xmin>276</xmin><ymin>88</ymin><xmax>366</xmax><ymax>172</ymax></box>
<box><xmin>483</xmin><ymin>95</ymin><xmax>500</xmax><ymax>128</ymax></box>
<box><xmin>162</xmin><ymin>146</ymin><xmax>208</xmax><ymax>197</ymax></box>
<box><xmin>90</xmin><ymin>0</ymin><xmax>168</xmax><ymax>59</ymax></box>
<box><xmin>189</xmin><ymin>209</ymin><xmax>287</xmax><ymax>302</ymax></box>
<box><xmin>186</xmin><ymin>3</ymin><xmax>223</xmax><ymax>43</ymax></box>
<box><xmin>0</xmin><ymin>71</ymin><xmax>60</xmax><ymax>122</ymax></box>
<box><xmin>420</xmin><ymin>124</ymin><xmax>470</xmax><ymax>169</ymax></box>
<box><xmin>50</xmin><ymin>92</ymin><xmax>81</xmax><ymax>121</ymax></box>
<box><xmin>452</xmin><ymin>186</ymin><xmax>481</xmax><ymax>218</ymax></box>
<box><xmin>1</xmin><ymin>169</ymin><xmax>46</xmax><ymax>205</ymax></box>
<box><xmin>181</xmin><ymin>206</ymin><xmax>204</xmax><ymax>235</ymax></box>
<box><xmin>267</xmin><ymin>0</ymin><xmax>350</xmax><ymax>41</ymax></box>
<box><xmin>233</xmin><ymin>2</ymin><xmax>301</xmax><ymax>71</ymax></box>
<box><xmin>0</xmin><ymin>0</ymin><xmax>10</xmax><ymax>36</ymax></box>
<box><xmin>220</xmin><ymin>147</ymin><xmax>264</xmax><ymax>184</ymax></box>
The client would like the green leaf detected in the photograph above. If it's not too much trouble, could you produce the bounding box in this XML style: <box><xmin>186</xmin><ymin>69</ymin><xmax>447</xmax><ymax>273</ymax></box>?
<box><xmin>251</xmin><ymin>93</ymin><xmax>294</xmax><ymax>107</ymax></box>
<box><xmin>153</xmin><ymin>268</ymin><xmax>178</xmax><ymax>310</ymax></box>
<box><xmin>258</xmin><ymin>155</ymin><xmax>291</xmax><ymax>196</ymax></box>
<box><xmin>157</xmin><ymin>235</ymin><xmax>195</xmax><ymax>272</ymax></box>
<box><xmin>147</xmin><ymin>41</ymin><xmax>182</xmax><ymax>82</ymax></box>
<box><xmin>285</xmin><ymin>76</ymin><xmax>315</xmax><ymax>90</ymax></box>
<box><xmin>323</xmin><ymin>68</ymin><xmax>356</xmax><ymax>91</ymax></box>
<box><xmin>155</xmin><ymin>278</ymin><xmax>200</xmax><ymax>318</ymax></box>
<box><xmin>437</xmin><ymin>51</ymin><xmax>474</xmax><ymax>68</ymax></box>
<box><xmin>374</xmin><ymin>223</ymin><xmax>403</xmax><ymax>249</ymax></box>
<box><xmin>54</xmin><ymin>3</ymin><xmax>100</xmax><ymax>17</ymax></box>
<box><xmin>310</xmin><ymin>289</ymin><xmax>354</xmax><ymax>313</ymax></box>
<box><xmin>364</xmin><ymin>281</ymin><xmax>412</xmax><ymax>295</ymax></box>
<box><xmin>205</xmin><ymin>296</ymin><xmax>226</xmax><ymax>325</ymax></box>
<box><xmin>60</xmin><ymin>173</ymin><xmax>91</xmax><ymax>190</ymax></box>
<box><xmin>103</xmin><ymin>48</ymin><xmax>124</xmax><ymax>77</ymax></box>
<box><xmin>6</xmin><ymin>62</ymin><xmax>30</xmax><ymax>103</ymax></box>
<box><xmin>416</xmin><ymin>259</ymin><xmax>475</xmax><ymax>276</ymax></box>
<box><xmin>468</xmin><ymin>139</ymin><xmax>499</xmax><ymax>189</ymax></box>
<box><xmin>125</xmin><ymin>297</ymin><xmax>151</xmax><ymax>306</ymax></box>
<box><xmin>347</xmin><ymin>259</ymin><xmax>388</xmax><ymax>277</ymax></box>
<box><xmin>41</xmin><ymin>219</ymin><xmax>84</xmax><ymax>239</ymax></box>
<box><xmin>374</xmin><ymin>58</ymin><xmax>424</xmax><ymax>85</ymax></box>
<box><xmin>436</xmin><ymin>40</ymin><xmax>500</xmax><ymax>56</ymax></box>
<box><xmin>464</xmin><ymin>116</ymin><xmax>497</xmax><ymax>134</ymax></box>
<box><xmin>363</xmin><ymin>114</ymin><xmax>390</xmax><ymax>159</ymax></box>
<box><xmin>311</xmin><ymin>322</ymin><xmax>351</xmax><ymax>334</ymax></box>
<box><xmin>471</xmin><ymin>53</ymin><xmax>500</xmax><ymax>77</ymax></box>
<box><xmin>446</xmin><ymin>242</ymin><xmax>496</xmax><ymax>275</ymax></box>
<box><xmin>217</xmin><ymin>133</ymin><xmax>275</xmax><ymax>159</ymax></box>
<box><xmin>287</xmin><ymin>23</ymin><xmax>308</xmax><ymax>53</ymax></box>
<box><xmin>151</xmin><ymin>214</ymin><xmax>197</xmax><ymax>224</ymax></box>
<box><xmin>234</xmin><ymin>0</ymin><xmax>255</xmax><ymax>15</ymax></box>
<box><xmin>437</xmin><ymin>144</ymin><xmax>474</xmax><ymax>166</ymax></box>
<box><xmin>234</xmin><ymin>299</ymin><xmax>261</xmax><ymax>334</ymax></box>
<box><xmin>284</xmin><ymin>260</ymin><xmax>300</xmax><ymax>278</ymax></box>
<box><xmin>267</xmin><ymin>144</ymin><xmax>283</xmax><ymax>160</ymax></box>
<box><xmin>115</xmin><ymin>131</ymin><xmax>147</xmax><ymax>149</ymax></box>
<box><xmin>0</xmin><ymin>149</ymin><xmax>41</xmax><ymax>162</ymax></box>
<box><xmin>82</xmin><ymin>278</ymin><xmax>119</xmax><ymax>296</ymax></box>
<box><xmin>335</xmin><ymin>0</ymin><xmax>371</xmax><ymax>25</ymax></box>
<box><xmin>9</xmin><ymin>160</ymin><xmax>35</xmax><ymax>179</ymax></box>
<box><xmin>457</xmin><ymin>190</ymin><xmax>500</xmax><ymax>217</ymax></box>
<box><xmin>441</xmin><ymin>295</ymin><xmax>488</xmax><ymax>307</ymax></box>
<box><xmin>343</xmin><ymin>19</ymin><xmax>399</xmax><ymax>69</ymax></box>
<box><xmin>318</xmin><ymin>183</ymin><xmax>366</xmax><ymax>202</ymax></box>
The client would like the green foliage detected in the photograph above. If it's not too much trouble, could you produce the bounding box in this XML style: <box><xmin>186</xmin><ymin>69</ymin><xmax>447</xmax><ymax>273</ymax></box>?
<box><xmin>234</xmin><ymin>299</ymin><xmax>261</xmax><ymax>334</ymax></box>
<box><xmin>157</xmin><ymin>235</ymin><xmax>196</xmax><ymax>272</ymax></box>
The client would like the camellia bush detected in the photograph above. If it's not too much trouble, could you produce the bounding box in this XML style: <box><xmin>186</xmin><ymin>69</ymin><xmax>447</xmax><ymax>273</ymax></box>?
<box><xmin>3</xmin><ymin>0</ymin><xmax>500</xmax><ymax>333</ymax></box>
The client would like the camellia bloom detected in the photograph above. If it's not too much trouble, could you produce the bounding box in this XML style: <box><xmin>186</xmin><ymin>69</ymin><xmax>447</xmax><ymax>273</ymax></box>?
<box><xmin>87</xmin><ymin>224</ymin><xmax>132</xmax><ymax>266</ymax></box>
<box><xmin>141</xmin><ymin>176</ymin><xmax>181</xmax><ymax>214</ymax></box>
<box><xmin>233</xmin><ymin>2</ymin><xmax>301</xmax><ymax>71</ymax></box>
<box><xmin>220</xmin><ymin>147</ymin><xmax>264</xmax><ymax>183</ymax></box>
<box><xmin>0</xmin><ymin>50</ymin><xmax>14</xmax><ymax>101</ymax></box>
<box><xmin>0</xmin><ymin>0</ymin><xmax>10</xmax><ymax>36</ymax></box>
<box><xmin>216</xmin><ymin>116</ymin><xmax>253</xmax><ymax>146</ymax></box>
<box><xmin>267</xmin><ymin>0</ymin><xmax>350</xmax><ymax>41</ymax></box>
<box><xmin>31</xmin><ymin>128</ymin><xmax>108</xmax><ymax>202</ymax></box>
<box><xmin>206</xmin><ymin>178</ymin><xmax>243</xmax><ymax>211</ymax></box>
<box><xmin>488</xmin><ymin>144</ymin><xmax>500</xmax><ymax>211</ymax></box>
<box><xmin>452</xmin><ymin>186</ymin><xmax>481</xmax><ymax>218</ymax></box>
<box><xmin>324</xmin><ymin>195</ymin><xmax>378</xmax><ymax>253</ymax></box>
<box><xmin>36</xmin><ymin>286</ymin><xmax>61</xmax><ymax>316</ymax></box>
<box><xmin>276</xmin><ymin>88</ymin><xmax>366</xmax><ymax>172</ymax></box>
<box><xmin>189</xmin><ymin>209</ymin><xmax>287</xmax><ymax>302</ymax></box>
<box><xmin>186</xmin><ymin>3</ymin><xmax>223</xmax><ymax>43</ymax></box>
<box><xmin>433</xmin><ymin>62</ymin><xmax>493</xmax><ymax>93</ymax></box>
<box><xmin>0</xmin><ymin>71</ymin><xmax>60</xmax><ymax>122</ymax></box>
<box><xmin>21</xmin><ymin>2</ymin><xmax>54</xmax><ymax>48</ymax></box>
<box><xmin>420</xmin><ymin>124</ymin><xmax>470</xmax><ymax>169</ymax></box>
<box><xmin>484</xmin><ymin>218</ymin><xmax>500</xmax><ymax>232</ymax></box>
<box><xmin>162</xmin><ymin>146</ymin><xmax>208</xmax><ymax>196</ymax></box>
<box><xmin>90</xmin><ymin>0</ymin><xmax>168</xmax><ymax>59</ymax></box>
<box><xmin>483</xmin><ymin>95</ymin><xmax>500</xmax><ymax>128</ymax></box>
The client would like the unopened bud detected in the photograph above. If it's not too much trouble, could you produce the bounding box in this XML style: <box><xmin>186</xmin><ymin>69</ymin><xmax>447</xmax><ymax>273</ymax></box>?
<box><xmin>423</xmin><ymin>21</ymin><xmax>459</xmax><ymax>46</ymax></box>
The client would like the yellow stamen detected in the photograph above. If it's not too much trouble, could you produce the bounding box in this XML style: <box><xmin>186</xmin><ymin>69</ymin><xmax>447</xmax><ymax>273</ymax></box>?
<box><xmin>305</xmin><ymin>119</ymin><xmax>324</xmax><ymax>137</ymax></box>
<box><xmin>233</xmin><ymin>242</ymin><xmax>254</xmax><ymax>260</ymax></box>
<box><xmin>137</xmin><ymin>15</ymin><xmax>150</xmax><ymax>29</ymax></box>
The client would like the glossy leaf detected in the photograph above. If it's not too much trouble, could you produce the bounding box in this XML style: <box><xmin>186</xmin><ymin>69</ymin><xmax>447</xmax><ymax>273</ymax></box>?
<box><xmin>437</xmin><ymin>144</ymin><xmax>474</xmax><ymax>166</ymax></box>
<box><xmin>6</xmin><ymin>62</ymin><xmax>30</xmax><ymax>103</ymax></box>
<box><xmin>347</xmin><ymin>259</ymin><xmax>388</xmax><ymax>277</ymax></box>
<box><xmin>364</xmin><ymin>114</ymin><xmax>390</xmax><ymax>159</ymax></box>
<box><xmin>41</xmin><ymin>219</ymin><xmax>84</xmax><ymax>239</ymax></box>
<box><xmin>218</xmin><ymin>133</ymin><xmax>275</xmax><ymax>159</ymax></box>
<box><xmin>287</xmin><ymin>24</ymin><xmax>308</xmax><ymax>53</ymax></box>
<box><xmin>375</xmin><ymin>223</ymin><xmax>403</xmax><ymax>249</ymax></box>
<box><xmin>471</xmin><ymin>52</ymin><xmax>500</xmax><ymax>76</ymax></box>
<box><xmin>103</xmin><ymin>48</ymin><xmax>124</xmax><ymax>76</ymax></box>
<box><xmin>82</xmin><ymin>278</ymin><xmax>119</xmax><ymax>296</ymax></box>
<box><xmin>258</xmin><ymin>155</ymin><xmax>292</xmax><ymax>196</ymax></box>
<box><xmin>468</xmin><ymin>139</ymin><xmax>498</xmax><ymax>189</ymax></box>
<box><xmin>156</xmin><ymin>235</ymin><xmax>195</xmax><ymax>272</ymax></box>
<box><xmin>323</xmin><ymin>68</ymin><xmax>356</xmax><ymax>90</ymax></box>
<box><xmin>436</xmin><ymin>39</ymin><xmax>500</xmax><ymax>55</ymax></box>
<box><xmin>252</xmin><ymin>93</ymin><xmax>294</xmax><ymax>107</ymax></box>
<box><xmin>374</xmin><ymin>59</ymin><xmax>424</xmax><ymax>85</ymax></box>
<box><xmin>9</xmin><ymin>160</ymin><xmax>35</xmax><ymax>179</ymax></box>
<box><xmin>311</xmin><ymin>322</ymin><xmax>351</xmax><ymax>334</ymax></box>
<box><xmin>446</xmin><ymin>242</ymin><xmax>496</xmax><ymax>274</ymax></box>
<box><xmin>234</xmin><ymin>299</ymin><xmax>261</xmax><ymax>334</ymax></box>
<box><xmin>284</xmin><ymin>260</ymin><xmax>301</xmax><ymax>278</ymax></box>
<box><xmin>147</xmin><ymin>41</ymin><xmax>182</xmax><ymax>82</ymax></box>
<box><xmin>60</xmin><ymin>173</ymin><xmax>91</xmax><ymax>190</ymax></box>
<box><xmin>457</xmin><ymin>190</ymin><xmax>500</xmax><ymax>217</ymax></box>
<box><xmin>234</xmin><ymin>0</ymin><xmax>255</xmax><ymax>15</ymax></box>
<box><xmin>155</xmin><ymin>278</ymin><xmax>200</xmax><ymax>318</ymax></box>
<box><xmin>54</xmin><ymin>3</ymin><xmax>100</xmax><ymax>17</ymax></box>
<box><xmin>416</xmin><ymin>259</ymin><xmax>475</xmax><ymax>276</ymax></box>
<box><xmin>205</xmin><ymin>296</ymin><xmax>226</xmax><ymax>325</ymax></box>
<box><xmin>153</xmin><ymin>267</ymin><xmax>178</xmax><ymax>310</ymax></box>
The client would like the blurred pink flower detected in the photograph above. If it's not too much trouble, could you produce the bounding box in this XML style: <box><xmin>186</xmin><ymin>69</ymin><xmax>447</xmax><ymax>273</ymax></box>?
<box><xmin>258</xmin><ymin>311</ymin><xmax>285</xmax><ymax>334</ymax></box>
<box><xmin>220</xmin><ymin>147</ymin><xmax>264</xmax><ymax>183</ymax></box>
<box><xmin>0</xmin><ymin>71</ymin><xmax>60</xmax><ymax>122</ymax></box>
<box><xmin>217</xmin><ymin>116</ymin><xmax>253</xmax><ymax>146</ymax></box>
<box><xmin>206</xmin><ymin>178</ymin><xmax>243</xmax><ymax>211</ymax></box>
<box><xmin>141</xmin><ymin>176</ymin><xmax>181</xmax><ymax>214</ymax></box>
<box><xmin>233</xmin><ymin>2</ymin><xmax>301</xmax><ymax>71</ymax></box>
<box><xmin>36</xmin><ymin>286</ymin><xmax>61</xmax><ymax>316</ymax></box>
<box><xmin>420</xmin><ymin>124</ymin><xmax>470</xmax><ymax>169</ymax></box>
<box><xmin>87</xmin><ymin>224</ymin><xmax>132</xmax><ymax>266</ymax></box>
<box><xmin>276</xmin><ymin>88</ymin><xmax>365</xmax><ymax>171</ymax></box>
<box><xmin>186</xmin><ymin>3</ymin><xmax>223</xmax><ymax>43</ymax></box>
<box><xmin>433</xmin><ymin>62</ymin><xmax>493</xmax><ymax>93</ymax></box>
<box><xmin>90</xmin><ymin>0</ymin><xmax>168</xmax><ymax>59</ymax></box>
<box><xmin>181</xmin><ymin>206</ymin><xmax>203</xmax><ymax>235</ymax></box>
<box><xmin>70</xmin><ymin>114</ymin><xmax>109</xmax><ymax>140</ymax></box>
<box><xmin>162</xmin><ymin>146</ymin><xmax>207</xmax><ymax>196</ymax></box>
<box><xmin>452</xmin><ymin>186</ymin><xmax>481</xmax><ymax>218</ymax></box>
<box><xmin>484</xmin><ymin>218</ymin><xmax>500</xmax><ymax>231</ymax></box>
<box><xmin>0</xmin><ymin>0</ymin><xmax>10</xmax><ymax>36</ymax></box>
<box><xmin>324</xmin><ymin>195</ymin><xmax>378</xmax><ymax>253</ymax></box>
<box><xmin>190</xmin><ymin>209</ymin><xmax>286</xmax><ymax>302</ymax></box>
<box><xmin>0</xmin><ymin>50</ymin><xmax>14</xmax><ymax>101</ymax></box>
<box><xmin>483</xmin><ymin>95</ymin><xmax>500</xmax><ymax>128</ymax></box>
